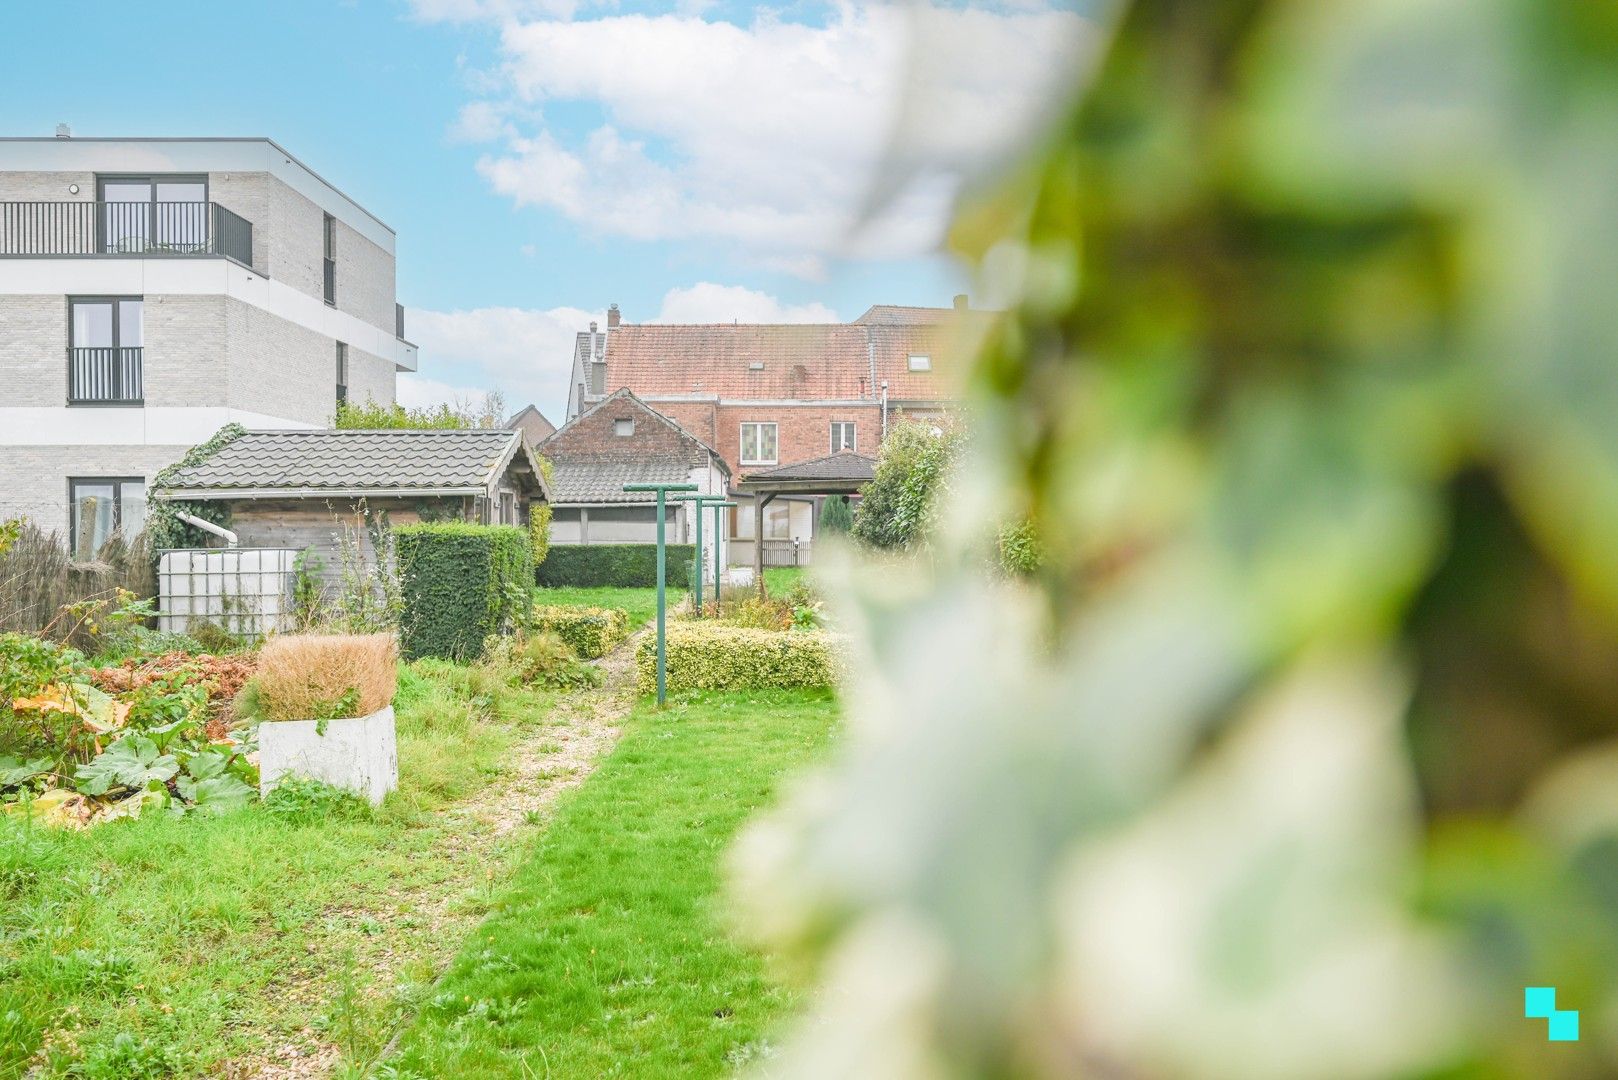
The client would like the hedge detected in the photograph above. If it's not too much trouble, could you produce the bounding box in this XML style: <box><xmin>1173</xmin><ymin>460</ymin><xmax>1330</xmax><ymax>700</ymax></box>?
<box><xmin>536</xmin><ymin>544</ymin><xmax>696</xmax><ymax>589</ymax></box>
<box><xmin>635</xmin><ymin>623</ymin><xmax>842</xmax><ymax>694</ymax></box>
<box><xmin>396</xmin><ymin>522</ymin><xmax>534</xmax><ymax>661</ymax></box>
<box><xmin>532</xmin><ymin>604</ymin><xmax>631</xmax><ymax>659</ymax></box>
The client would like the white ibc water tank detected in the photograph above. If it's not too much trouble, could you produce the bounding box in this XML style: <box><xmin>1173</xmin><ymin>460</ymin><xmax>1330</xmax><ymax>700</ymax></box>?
<box><xmin>158</xmin><ymin>548</ymin><xmax>300</xmax><ymax>638</ymax></box>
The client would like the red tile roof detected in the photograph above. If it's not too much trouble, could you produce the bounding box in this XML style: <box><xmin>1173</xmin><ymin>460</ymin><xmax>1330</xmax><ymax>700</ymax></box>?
<box><xmin>603</xmin><ymin>323</ymin><xmax>874</xmax><ymax>400</ymax></box>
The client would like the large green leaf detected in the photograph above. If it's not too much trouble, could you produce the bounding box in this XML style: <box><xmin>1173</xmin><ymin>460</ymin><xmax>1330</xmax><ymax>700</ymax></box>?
<box><xmin>75</xmin><ymin>736</ymin><xmax>178</xmax><ymax>797</ymax></box>
<box><xmin>0</xmin><ymin>754</ymin><xmax>53</xmax><ymax>789</ymax></box>
<box><xmin>176</xmin><ymin>774</ymin><xmax>255</xmax><ymax>814</ymax></box>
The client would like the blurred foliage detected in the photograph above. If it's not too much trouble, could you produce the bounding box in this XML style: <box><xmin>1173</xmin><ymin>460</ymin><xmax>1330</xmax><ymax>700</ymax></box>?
<box><xmin>819</xmin><ymin>493</ymin><xmax>855</xmax><ymax>535</ymax></box>
<box><xmin>736</xmin><ymin>0</ymin><xmax>1618</xmax><ymax>1076</ymax></box>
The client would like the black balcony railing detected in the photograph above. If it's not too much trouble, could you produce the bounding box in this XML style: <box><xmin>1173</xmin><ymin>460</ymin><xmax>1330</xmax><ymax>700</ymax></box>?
<box><xmin>69</xmin><ymin>347</ymin><xmax>143</xmax><ymax>404</ymax></box>
<box><xmin>0</xmin><ymin>201</ymin><xmax>253</xmax><ymax>265</ymax></box>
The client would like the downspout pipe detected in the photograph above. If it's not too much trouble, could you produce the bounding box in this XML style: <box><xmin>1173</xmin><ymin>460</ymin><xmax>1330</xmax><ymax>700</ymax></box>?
<box><xmin>175</xmin><ymin>511</ymin><xmax>238</xmax><ymax>548</ymax></box>
<box><xmin>881</xmin><ymin>380</ymin><xmax>889</xmax><ymax>440</ymax></box>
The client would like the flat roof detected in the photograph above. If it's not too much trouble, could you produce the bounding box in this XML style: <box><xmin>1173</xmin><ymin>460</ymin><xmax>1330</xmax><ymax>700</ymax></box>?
<box><xmin>0</xmin><ymin>137</ymin><xmax>395</xmax><ymax>251</ymax></box>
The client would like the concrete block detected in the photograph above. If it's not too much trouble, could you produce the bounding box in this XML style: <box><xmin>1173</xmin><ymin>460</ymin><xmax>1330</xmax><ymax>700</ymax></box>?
<box><xmin>259</xmin><ymin>705</ymin><xmax>397</xmax><ymax>805</ymax></box>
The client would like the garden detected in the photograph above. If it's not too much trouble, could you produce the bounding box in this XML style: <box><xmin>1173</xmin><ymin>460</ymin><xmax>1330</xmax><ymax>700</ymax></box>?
<box><xmin>0</xmin><ymin>512</ymin><xmax>846</xmax><ymax>1078</ymax></box>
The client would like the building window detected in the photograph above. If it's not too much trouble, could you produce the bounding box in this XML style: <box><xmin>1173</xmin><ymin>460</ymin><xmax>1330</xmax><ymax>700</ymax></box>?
<box><xmin>69</xmin><ymin>477</ymin><xmax>145</xmax><ymax>560</ymax></box>
<box><xmin>830</xmin><ymin>421</ymin><xmax>856</xmax><ymax>452</ymax></box>
<box><xmin>323</xmin><ymin>213</ymin><xmax>337</xmax><ymax>305</ymax></box>
<box><xmin>68</xmin><ymin>297</ymin><xmax>143</xmax><ymax>404</ymax></box>
<box><xmin>908</xmin><ymin>353</ymin><xmax>931</xmax><ymax>371</ymax></box>
<box><xmin>740</xmin><ymin>422</ymin><xmax>778</xmax><ymax>466</ymax></box>
<box><xmin>97</xmin><ymin>175</ymin><xmax>207</xmax><ymax>253</ymax></box>
<box><xmin>335</xmin><ymin>342</ymin><xmax>349</xmax><ymax>408</ymax></box>
<box><xmin>500</xmin><ymin>492</ymin><xmax>517</xmax><ymax>525</ymax></box>
<box><xmin>614</xmin><ymin>417</ymin><xmax>635</xmax><ymax>437</ymax></box>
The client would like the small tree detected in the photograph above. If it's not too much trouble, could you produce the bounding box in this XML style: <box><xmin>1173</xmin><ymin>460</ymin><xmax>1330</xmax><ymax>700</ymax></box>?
<box><xmin>851</xmin><ymin>420</ymin><xmax>965</xmax><ymax>550</ymax></box>
<box><xmin>818</xmin><ymin>495</ymin><xmax>854</xmax><ymax>535</ymax></box>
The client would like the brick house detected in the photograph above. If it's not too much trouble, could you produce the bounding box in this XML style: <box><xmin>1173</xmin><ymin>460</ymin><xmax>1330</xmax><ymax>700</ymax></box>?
<box><xmin>536</xmin><ymin>389</ymin><xmax>730</xmax><ymax>580</ymax></box>
<box><xmin>564</xmin><ymin>299</ymin><xmax>979</xmax><ymax>564</ymax></box>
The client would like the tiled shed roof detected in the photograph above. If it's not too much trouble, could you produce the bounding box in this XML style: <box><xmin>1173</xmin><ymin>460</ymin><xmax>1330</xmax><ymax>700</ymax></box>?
<box><xmin>548</xmin><ymin>457</ymin><xmax>695</xmax><ymax>504</ymax></box>
<box><xmin>743</xmin><ymin>450</ymin><xmax>877</xmax><ymax>483</ymax></box>
<box><xmin>164</xmin><ymin>429</ymin><xmax>524</xmax><ymax>494</ymax></box>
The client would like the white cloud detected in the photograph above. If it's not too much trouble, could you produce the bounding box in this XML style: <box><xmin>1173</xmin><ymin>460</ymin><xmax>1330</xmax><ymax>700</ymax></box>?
<box><xmin>403</xmin><ymin>303</ymin><xmax>600</xmax><ymax>423</ymax></box>
<box><xmin>432</xmin><ymin>4</ymin><xmax>1091</xmax><ymax>273</ymax></box>
<box><xmin>653</xmin><ymin>283</ymin><xmax>838</xmax><ymax>324</ymax></box>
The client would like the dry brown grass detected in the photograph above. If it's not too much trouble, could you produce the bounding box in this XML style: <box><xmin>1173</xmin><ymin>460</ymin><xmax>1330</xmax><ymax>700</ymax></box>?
<box><xmin>0</xmin><ymin>522</ymin><xmax>154</xmax><ymax>646</ymax></box>
<box><xmin>255</xmin><ymin>633</ymin><xmax>397</xmax><ymax>721</ymax></box>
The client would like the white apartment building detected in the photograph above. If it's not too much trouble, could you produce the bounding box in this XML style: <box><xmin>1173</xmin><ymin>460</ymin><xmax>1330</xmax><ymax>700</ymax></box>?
<box><xmin>0</xmin><ymin>135</ymin><xmax>418</xmax><ymax>556</ymax></box>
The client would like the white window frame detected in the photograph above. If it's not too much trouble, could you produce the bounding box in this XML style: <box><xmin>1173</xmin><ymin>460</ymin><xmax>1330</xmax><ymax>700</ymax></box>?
<box><xmin>614</xmin><ymin>417</ymin><xmax>635</xmax><ymax>437</ymax></box>
<box><xmin>908</xmin><ymin>353</ymin><xmax>931</xmax><ymax>371</ymax></box>
<box><xmin>830</xmin><ymin>421</ymin><xmax>856</xmax><ymax>453</ymax></box>
<box><xmin>740</xmin><ymin>422</ymin><xmax>779</xmax><ymax>466</ymax></box>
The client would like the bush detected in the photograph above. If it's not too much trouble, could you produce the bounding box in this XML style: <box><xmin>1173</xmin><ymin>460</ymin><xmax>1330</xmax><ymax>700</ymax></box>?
<box><xmin>253</xmin><ymin>634</ymin><xmax>397</xmax><ymax>722</ymax></box>
<box><xmin>481</xmin><ymin>631</ymin><xmax>601</xmax><ymax>691</ymax></box>
<box><xmin>635</xmin><ymin>623</ymin><xmax>842</xmax><ymax>694</ymax></box>
<box><xmin>531</xmin><ymin>605</ymin><xmax>630</xmax><ymax>658</ymax></box>
<box><xmin>852</xmin><ymin>419</ymin><xmax>966</xmax><ymax>550</ymax></box>
<box><xmin>396</xmin><ymin>523</ymin><xmax>534</xmax><ymax>661</ymax></box>
<box><xmin>535</xmin><ymin>544</ymin><xmax>696</xmax><ymax>589</ymax></box>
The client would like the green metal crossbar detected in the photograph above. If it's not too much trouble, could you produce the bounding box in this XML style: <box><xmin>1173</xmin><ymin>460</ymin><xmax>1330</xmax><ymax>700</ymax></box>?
<box><xmin>672</xmin><ymin>493</ymin><xmax>731</xmax><ymax>616</ymax></box>
<box><xmin>623</xmin><ymin>482</ymin><xmax>697</xmax><ymax>707</ymax></box>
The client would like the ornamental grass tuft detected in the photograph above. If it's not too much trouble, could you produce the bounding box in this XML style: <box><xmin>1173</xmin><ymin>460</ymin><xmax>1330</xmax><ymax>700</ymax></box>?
<box><xmin>253</xmin><ymin>633</ymin><xmax>396</xmax><ymax>722</ymax></box>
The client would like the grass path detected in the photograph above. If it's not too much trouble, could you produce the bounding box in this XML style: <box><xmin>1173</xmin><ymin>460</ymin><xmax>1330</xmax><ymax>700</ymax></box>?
<box><xmin>383</xmin><ymin>688</ymin><xmax>839</xmax><ymax>1078</ymax></box>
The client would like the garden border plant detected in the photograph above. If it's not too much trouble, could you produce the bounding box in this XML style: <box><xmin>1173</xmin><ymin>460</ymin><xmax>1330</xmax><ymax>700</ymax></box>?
<box><xmin>396</xmin><ymin>522</ymin><xmax>534</xmax><ymax>661</ymax></box>
<box><xmin>531</xmin><ymin>604</ymin><xmax>630</xmax><ymax>659</ymax></box>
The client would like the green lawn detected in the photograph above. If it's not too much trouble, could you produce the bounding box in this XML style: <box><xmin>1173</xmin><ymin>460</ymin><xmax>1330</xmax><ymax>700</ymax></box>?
<box><xmin>387</xmin><ymin>689</ymin><xmax>840</xmax><ymax>1079</ymax></box>
<box><xmin>535</xmin><ymin>586</ymin><xmax>662</xmax><ymax>627</ymax></box>
<box><xmin>761</xmin><ymin>566</ymin><xmax>806</xmax><ymax>595</ymax></box>
<box><xmin>0</xmin><ymin>663</ymin><xmax>563</xmax><ymax>1079</ymax></box>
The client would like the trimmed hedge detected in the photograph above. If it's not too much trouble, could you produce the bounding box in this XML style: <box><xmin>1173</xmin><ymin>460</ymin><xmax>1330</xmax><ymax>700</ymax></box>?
<box><xmin>397</xmin><ymin>522</ymin><xmax>534</xmax><ymax>661</ymax></box>
<box><xmin>635</xmin><ymin>623</ymin><xmax>842</xmax><ymax>694</ymax></box>
<box><xmin>532</xmin><ymin>604</ymin><xmax>631</xmax><ymax>659</ymax></box>
<box><xmin>536</xmin><ymin>543</ymin><xmax>696</xmax><ymax>588</ymax></box>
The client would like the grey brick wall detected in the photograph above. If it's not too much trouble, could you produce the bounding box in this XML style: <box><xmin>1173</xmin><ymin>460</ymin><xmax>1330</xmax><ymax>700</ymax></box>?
<box><xmin>346</xmin><ymin>343</ymin><xmax>395</xmax><ymax>409</ymax></box>
<box><xmin>208</xmin><ymin>171</ymin><xmax>270</xmax><ymax>275</ymax></box>
<box><xmin>145</xmin><ymin>295</ymin><xmax>228</xmax><ymax>407</ymax></box>
<box><xmin>224</xmin><ymin>298</ymin><xmax>340</xmax><ymax>425</ymax></box>
<box><xmin>0</xmin><ymin>444</ymin><xmax>190</xmax><ymax>538</ymax></box>
<box><xmin>0</xmin><ymin>171</ymin><xmax>94</xmax><ymax>201</ymax></box>
<box><xmin>261</xmin><ymin>178</ymin><xmax>396</xmax><ymax>334</ymax></box>
<box><xmin>0</xmin><ymin>296</ymin><xmax>67</xmax><ymax>405</ymax></box>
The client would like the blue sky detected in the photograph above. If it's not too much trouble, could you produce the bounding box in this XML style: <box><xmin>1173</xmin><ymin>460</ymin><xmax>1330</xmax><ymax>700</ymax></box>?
<box><xmin>1</xmin><ymin>1</ymin><xmax>1087</xmax><ymax>420</ymax></box>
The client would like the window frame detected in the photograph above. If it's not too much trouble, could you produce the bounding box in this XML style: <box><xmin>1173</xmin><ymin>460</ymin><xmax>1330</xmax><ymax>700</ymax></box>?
<box><xmin>67</xmin><ymin>475</ymin><xmax>145</xmax><ymax>560</ymax></box>
<box><xmin>614</xmin><ymin>417</ymin><xmax>635</xmax><ymax>437</ymax></box>
<box><xmin>739</xmin><ymin>421</ymin><xmax>779</xmax><ymax>466</ymax></box>
<box><xmin>335</xmin><ymin>341</ymin><xmax>349</xmax><ymax>408</ymax></box>
<box><xmin>95</xmin><ymin>174</ymin><xmax>209</xmax><ymax>254</ymax></box>
<box><xmin>322</xmin><ymin>213</ymin><xmax>337</xmax><ymax>306</ymax></box>
<box><xmin>907</xmin><ymin>353</ymin><xmax>932</xmax><ymax>372</ymax></box>
<box><xmin>67</xmin><ymin>295</ymin><xmax>144</xmax><ymax>406</ymax></box>
<box><xmin>830</xmin><ymin>420</ymin><xmax>857</xmax><ymax>453</ymax></box>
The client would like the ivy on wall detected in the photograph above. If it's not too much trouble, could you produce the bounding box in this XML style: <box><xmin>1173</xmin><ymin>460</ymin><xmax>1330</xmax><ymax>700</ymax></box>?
<box><xmin>146</xmin><ymin>423</ymin><xmax>247</xmax><ymax>553</ymax></box>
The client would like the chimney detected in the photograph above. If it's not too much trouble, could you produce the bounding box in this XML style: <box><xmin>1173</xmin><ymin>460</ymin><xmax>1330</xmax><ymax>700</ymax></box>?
<box><xmin>606</xmin><ymin>303</ymin><xmax>621</xmax><ymax>328</ymax></box>
<box><xmin>952</xmin><ymin>293</ymin><xmax>969</xmax><ymax>311</ymax></box>
<box><xmin>54</xmin><ymin>123</ymin><xmax>71</xmax><ymax>139</ymax></box>
<box><xmin>589</xmin><ymin>320</ymin><xmax>598</xmax><ymax>334</ymax></box>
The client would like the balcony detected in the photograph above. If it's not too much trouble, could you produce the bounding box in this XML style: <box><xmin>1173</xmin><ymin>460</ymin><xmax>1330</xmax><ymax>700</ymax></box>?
<box><xmin>69</xmin><ymin>347</ymin><xmax>143</xmax><ymax>405</ymax></box>
<box><xmin>0</xmin><ymin>201</ymin><xmax>253</xmax><ymax>265</ymax></box>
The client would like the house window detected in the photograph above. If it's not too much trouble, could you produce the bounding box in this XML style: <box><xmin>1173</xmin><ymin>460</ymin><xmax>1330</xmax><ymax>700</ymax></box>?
<box><xmin>69</xmin><ymin>477</ymin><xmax>145</xmax><ymax>560</ymax></box>
<box><xmin>323</xmin><ymin>213</ymin><xmax>337</xmax><ymax>305</ymax></box>
<box><xmin>69</xmin><ymin>297</ymin><xmax>144</xmax><ymax>404</ymax></box>
<box><xmin>335</xmin><ymin>342</ymin><xmax>349</xmax><ymax>408</ymax></box>
<box><xmin>614</xmin><ymin>417</ymin><xmax>635</xmax><ymax>437</ymax></box>
<box><xmin>501</xmin><ymin>492</ymin><xmax>516</xmax><ymax>524</ymax></box>
<box><xmin>908</xmin><ymin>353</ymin><xmax>931</xmax><ymax>371</ymax></box>
<box><xmin>830</xmin><ymin>421</ymin><xmax>856</xmax><ymax>452</ymax></box>
<box><xmin>97</xmin><ymin>175</ymin><xmax>207</xmax><ymax>253</ymax></box>
<box><xmin>740</xmin><ymin>422</ymin><xmax>778</xmax><ymax>466</ymax></box>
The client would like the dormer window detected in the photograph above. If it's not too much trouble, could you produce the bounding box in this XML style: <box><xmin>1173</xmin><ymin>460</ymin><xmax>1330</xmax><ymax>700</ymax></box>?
<box><xmin>748</xmin><ymin>361</ymin><xmax>765</xmax><ymax>371</ymax></box>
<box><xmin>908</xmin><ymin>354</ymin><xmax>931</xmax><ymax>371</ymax></box>
<box><xmin>614</xmin><ymin>417</ymin><xmax>634</xmax><ymax>437</ymax></box>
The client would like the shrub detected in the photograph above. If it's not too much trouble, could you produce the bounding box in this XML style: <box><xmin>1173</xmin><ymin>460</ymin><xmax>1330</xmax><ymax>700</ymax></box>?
<box><xmin>481</xmin><ymin>631</ymin><xmax>602</xmax><ymax>690</ymax></box>
<box><xmin>260</xmin><ymin>776</ymin><xmax>373</xmax><ymax>822</ymax></box>
<box><xmin>253</xmin><ymin>634</ymin><xmax>397</xmax><ymax>722</ymax></box>
<box><xmin>852</xmin><ymin>419</ymin><xmax>967</xmax><ymax>550</ymax></box>
<box><xmin>531</xmin><ymin>604</ymin><xmax>630</xmax><ymax>658</ymax></box>
<box><xmin>535</xmin><ymin>544</ymin><xmax>696</xmax><ymax>589</ymax></box>
<box><xmin>396</xmin><ymin>523</ymin><xmax>534</xmax><ymax>661</ymax></box>
<box><xmin>996</xmin><ymin>520</ymin><xmax>1043</xmax><ymax>576</ymax></box>
<box><xmin>635</xmin><ymin>623</ymin><xmax>842</xmax><ymax>694</ymax></box>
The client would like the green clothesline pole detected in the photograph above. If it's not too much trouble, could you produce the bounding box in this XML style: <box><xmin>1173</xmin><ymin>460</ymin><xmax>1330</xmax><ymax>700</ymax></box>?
<box><xmin>672</xmin><ymin>493</ymin><xmax>729</xmax><ymax>616</ymax></box>
<box><xmin>711</xmin><ymin>502</ymin><xmax>737</xmax><ymax>614</ymax></box>
<box><xmin>623</xmin><ymin>481</ymin><xmax>697</xmax><ymax>707</ymax></box>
